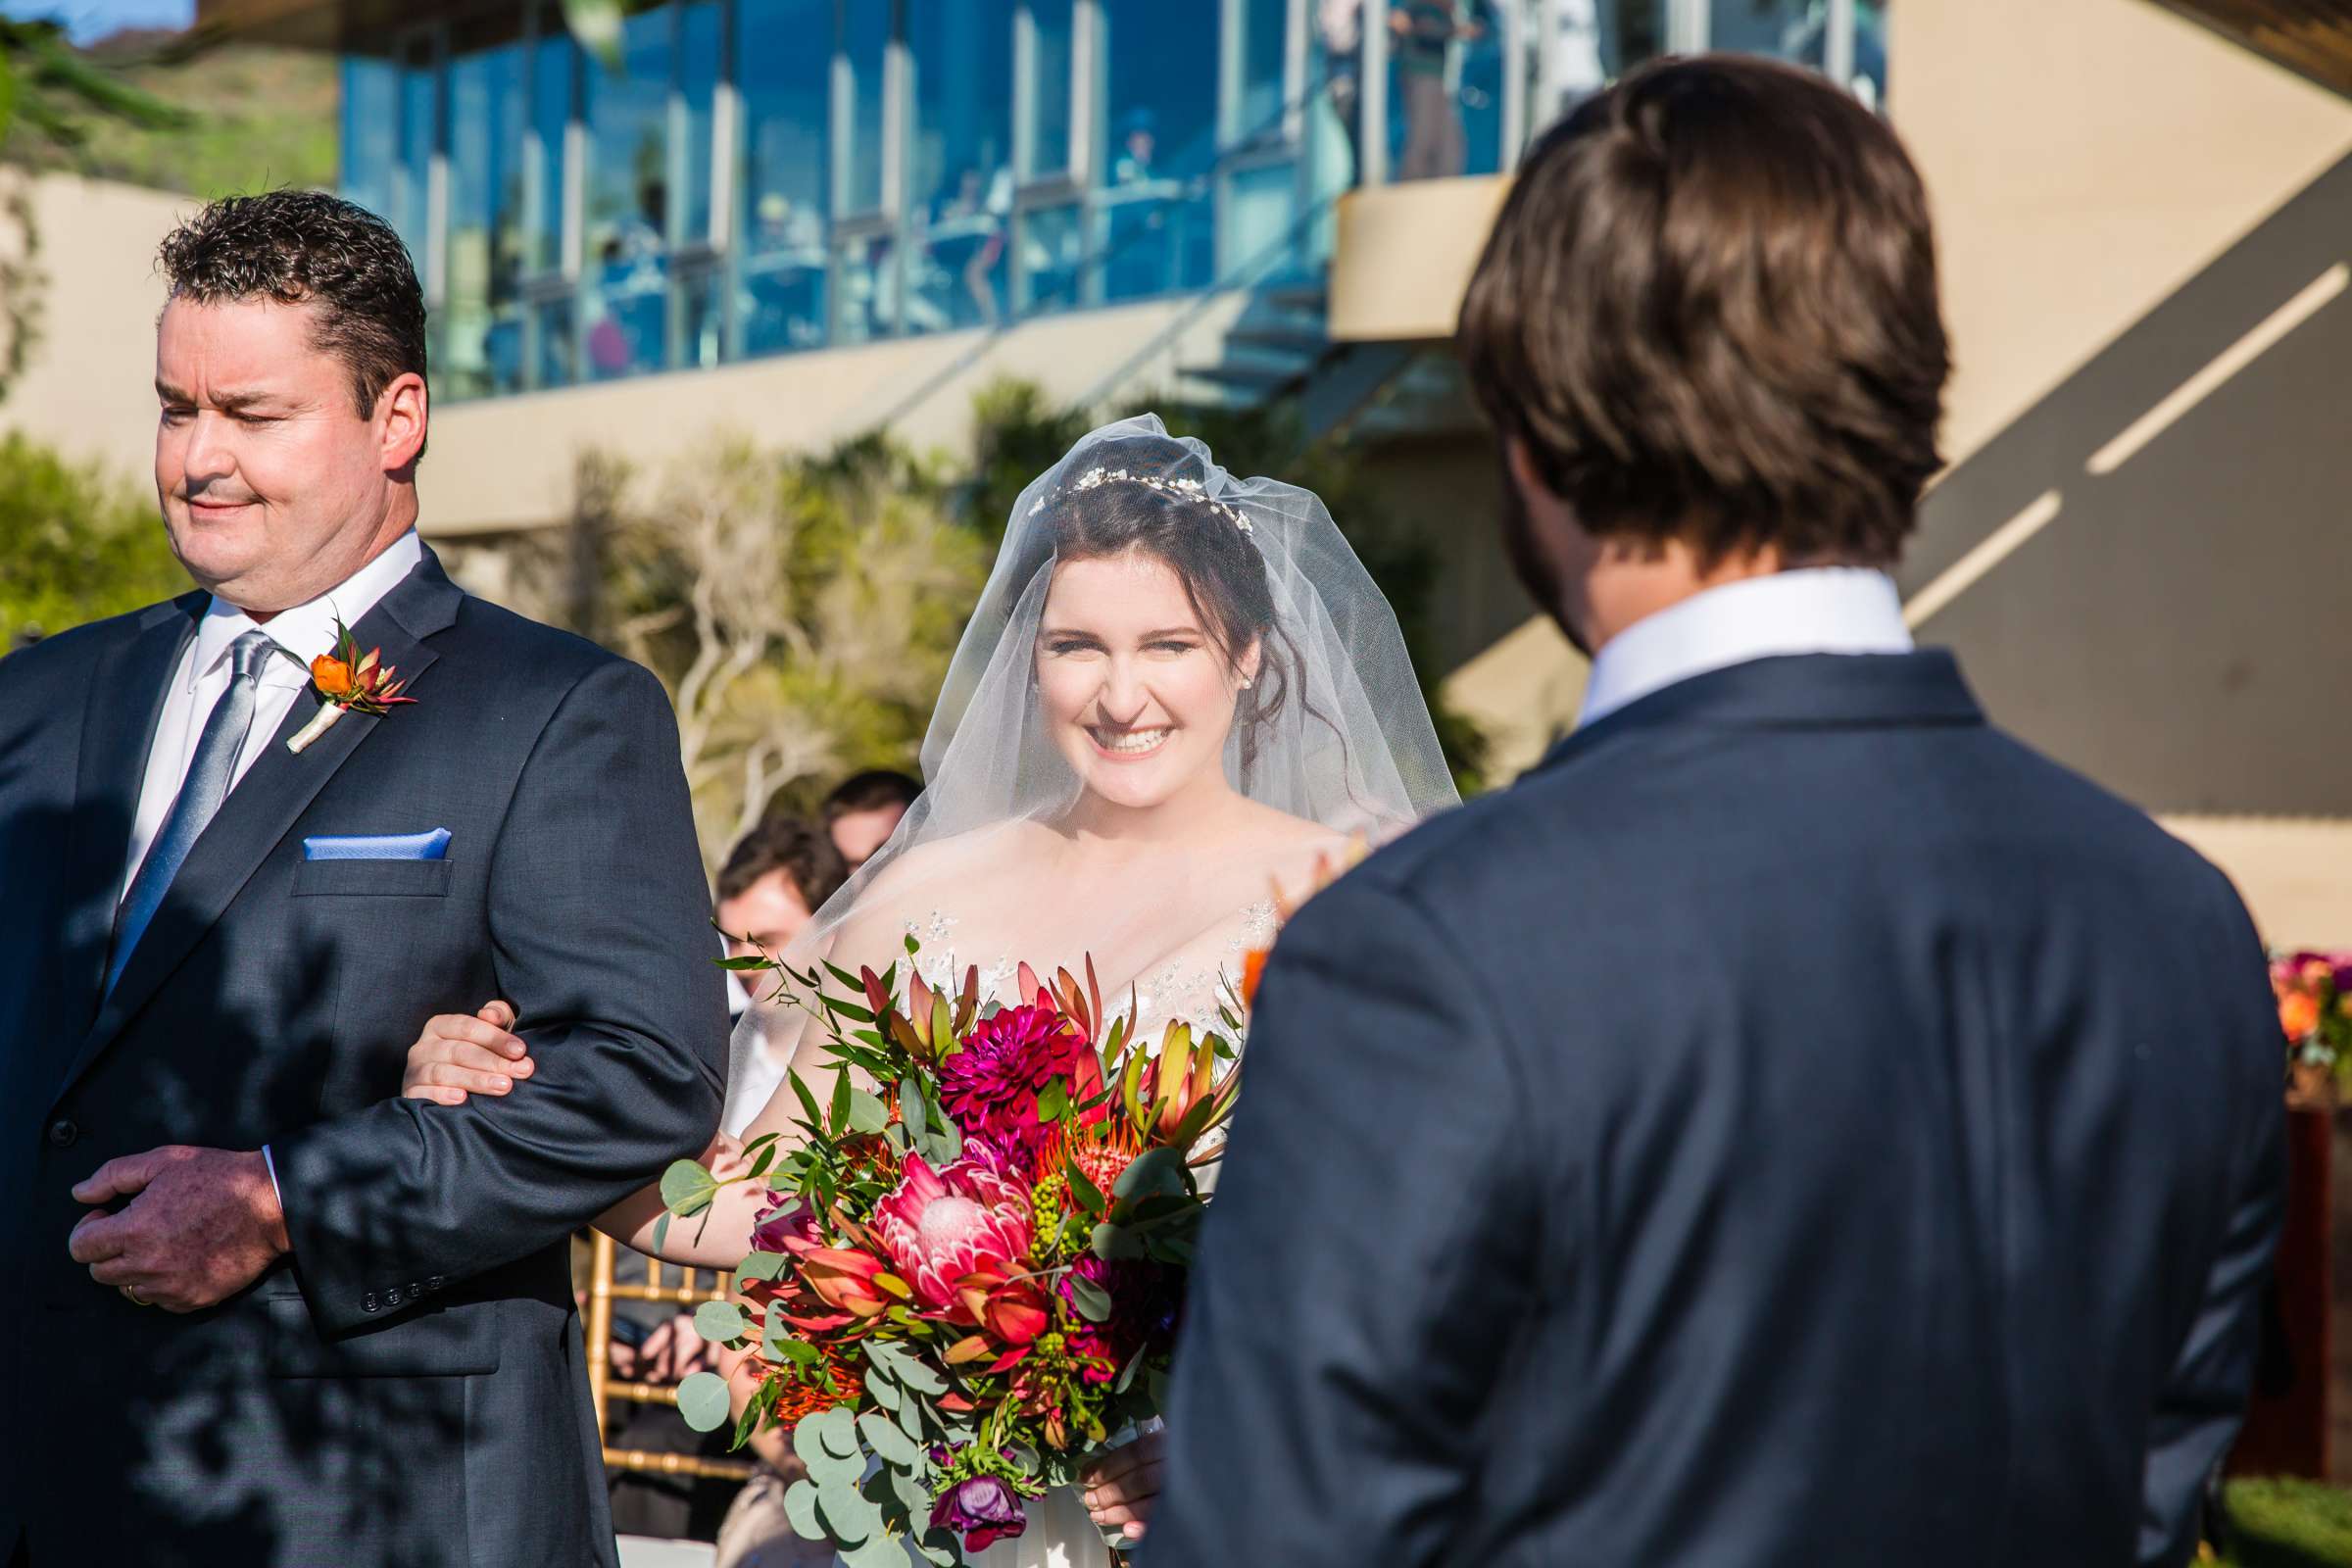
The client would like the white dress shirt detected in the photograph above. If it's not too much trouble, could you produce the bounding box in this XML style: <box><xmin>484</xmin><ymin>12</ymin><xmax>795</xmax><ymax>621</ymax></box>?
<box><xmin>1577</xmin><ymin>567</ymin><xmax>1913</xmax><ymax>728</ymax></box>
<box><xmin>123</xmin><ymin>530</ymin><xmax>423</xmax><ymax>901</ymax></box>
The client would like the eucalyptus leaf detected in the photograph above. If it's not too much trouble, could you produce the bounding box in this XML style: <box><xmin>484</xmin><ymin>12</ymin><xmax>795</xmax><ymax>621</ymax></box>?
<box><xmin>660</xmin><ymin>1158</ymin><xmax>720</xmax><ymax>1216</ymax></box>
<box><xmin>847</xmin><ymin>1088</ymin><xmax>891</xmax><ymax>1135</ymax></box>
<box><xmin>675</xmin><ymin>1370</ymin><xmax>732</xmax><ymax>1432</ymax></box>
<box><xmin>915</xmin><ymin>1530</ymin><xmax>963</xmax><ymax>1565</ymax></box>
<box><xmin>1091</xmin><ymin>1222</ymin><xmax>1147</xmax><ymax>1261</ymax></box>
<box><xmin>865</xmin><ymin>1368</ymin><xmax>903</xmax><ymax>1412</ymax></box>
<box><xmin>1114</xmin><ymin>1346</ymin><xmax>1147</xmax><ymax>1395</ymax></box>
<box><xmin>895</xmin><ymin>1387</ymin><xmax>929</xmax><ymax>1446</ymax></box>
<box><xmin>868</xmin><ymin>1339</ymin><xmax>949</xmax><ymax>1396</ymax></box>
<box><xmin>805</xmin><ymin>1404</ymin><xmax>864</xmax><ymax>1459</ymax></box>
<box><xmin>1111</xmin><ymin>1146</ymin><xmax>1185</xmax><ymax>1203</ymax></box>
<box><xmin>733</xmin><ymin>1249</ymin><xmax>789</xmax><ymax>1283</ymax></box>
<box><xmin>650</xmin><ymin>1211</ymin><xmax>671</xmax><ymax>1255</ymax></box>
<box><xmin>841</xmin><ymin>1534</ymin><xmax>912</xmax><ymax>1568</ymax></box>
<box><xmin>802</xmin><ymin>1446</ymin><xmax>868</xmax><ymax>1489</ymax></box>
<box><xmin>892</xmin><ymin>1464</ymin><xmax>934</xmax><ymax>1520</ymax></box>
<box><xmin>816</xmin><ymin>1477</ymin><xmax>885</xmax><ymax>1544</ymax></box>
<box><xmin>693</xmin><ymin>1299</ymin><xmax>749</xmax><ymax>1345</ymax></box>
<box><xmin>1067</xmin><ymin>1273</ymin><xmax>1113</xmax><ymax>1323</ymax></box>
<box><xmin>860</xmin><ymin>1411</ymin><xmax>922</xmax><ymax>1467</ymax></box>
<box><xmin>782</xmin><ymin>1479</ymin><xmax>828</xmax><ymax>1542</ymax></box>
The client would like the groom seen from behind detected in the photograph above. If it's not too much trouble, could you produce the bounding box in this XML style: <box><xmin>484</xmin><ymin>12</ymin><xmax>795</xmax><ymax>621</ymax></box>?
<box><xmin>0</xmin><ymin>191</ymin><xmax>728</xmax><ymax>1567</ymax></box>
<box><xmin>1145</xmin><ymin>56</ymin><xmax>2284</xmax><ymax>1568</ymax></box>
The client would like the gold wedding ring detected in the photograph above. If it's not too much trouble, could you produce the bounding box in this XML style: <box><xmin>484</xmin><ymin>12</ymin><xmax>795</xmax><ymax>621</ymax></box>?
<box><xmin>120</xmin><ymin>1286</ymin><xmax>153</xmax><ymax>1307</ymax></box>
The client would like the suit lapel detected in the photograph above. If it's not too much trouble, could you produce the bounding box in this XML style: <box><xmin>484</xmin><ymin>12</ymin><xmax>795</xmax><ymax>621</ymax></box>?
<box><xmin>57</xmin><ymin>552</ymin><xmax>464</xmax><ymax>1100</ymax></box>
<box><xmin>56</xmin><ymin>598</ymin><xmax>206</xmax><ymax>1030</ymax></box>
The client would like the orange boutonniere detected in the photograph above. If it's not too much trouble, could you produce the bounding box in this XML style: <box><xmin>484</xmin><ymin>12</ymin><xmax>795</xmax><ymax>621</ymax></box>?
<box><xmin>286</xmin><ymin>616</ymin><xmax>417</xmax><ymax>754</ymax></box>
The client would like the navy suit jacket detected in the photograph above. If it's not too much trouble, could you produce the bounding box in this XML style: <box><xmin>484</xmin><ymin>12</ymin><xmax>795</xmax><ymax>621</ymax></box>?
<box><xmin>0</xmin><ymin>550</ymin><xmax>729</xmax><ymax>1567</ymax></box>
<box><xmin>1146</xmin><ymin>651</ymin><xmax>2283</xmax><ymax>1568</ymax></box>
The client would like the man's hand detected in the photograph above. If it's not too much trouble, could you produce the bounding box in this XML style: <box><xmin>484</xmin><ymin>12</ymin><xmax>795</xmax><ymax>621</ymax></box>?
<box><xmin>617</xmin><ymin>1312</ymin><xmax>714</xmax><ymax>1386</ymax></box>
<box><xmin>1081</xmin><ymin>1427</ymin><xmax>1167</xmax><ymax>1543</ymax></box>
<box><xmin>68</xmin><ymin>1146</ymin><xmax>288</xmax><ymax>1312</ymax></box>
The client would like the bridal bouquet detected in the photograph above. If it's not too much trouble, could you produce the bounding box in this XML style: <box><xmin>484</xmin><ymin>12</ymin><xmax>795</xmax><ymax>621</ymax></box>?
<box><xmin>665</xmin><ymin>948</ymin><xmax>1242</xmax><ymax>1568</ymax></box>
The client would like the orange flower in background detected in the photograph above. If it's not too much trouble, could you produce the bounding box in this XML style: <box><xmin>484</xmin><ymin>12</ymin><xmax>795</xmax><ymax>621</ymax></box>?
<box><xmin>309</xmin><ymin>653</ymin><xmax>352</xmax><ymax>691</ymax></box>
<box><xmin>1240</xmin><ymin>947</ymin><xmax>1270</xmax><ymax>1009</ymax></box>
<box><xmin>2281</xmin><ymin>991</ymin><xmax>2323</xmax><ymax>1040</ymax></box>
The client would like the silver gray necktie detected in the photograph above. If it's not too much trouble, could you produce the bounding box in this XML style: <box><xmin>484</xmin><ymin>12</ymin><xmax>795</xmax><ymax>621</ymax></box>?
<box><xmin>108</xmin><ymin>629</ymin><xmax>278</xmax><ymax>996</ymax></box>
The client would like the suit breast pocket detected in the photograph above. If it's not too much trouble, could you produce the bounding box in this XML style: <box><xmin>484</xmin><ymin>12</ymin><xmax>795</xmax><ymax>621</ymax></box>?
<box><xmin>292</xmin><ymin>858</ymin><xmax>455</xmax><ymax>898</ymax></box>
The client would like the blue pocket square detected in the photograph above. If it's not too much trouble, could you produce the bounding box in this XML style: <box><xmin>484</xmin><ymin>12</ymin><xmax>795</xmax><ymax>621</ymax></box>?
<box><xmin>303</xmin><ymin>829</ymin><xmax>452</xmax><ymax>861</ymax></box>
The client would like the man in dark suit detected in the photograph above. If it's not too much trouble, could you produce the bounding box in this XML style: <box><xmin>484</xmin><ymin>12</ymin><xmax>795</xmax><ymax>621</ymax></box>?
<box><xmin>1144</xmin><ymin>57</ymin><xmax>2283</xmax><ymax>1568</ymax></box>
<box><xmin>0</xmin><ymin>191</ymin><xmax>727</xmax><ymax>1566</ymax></box>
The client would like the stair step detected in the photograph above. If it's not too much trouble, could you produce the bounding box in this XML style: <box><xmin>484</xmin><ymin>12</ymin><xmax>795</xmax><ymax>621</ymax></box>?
<box><xmin>1185</xmin><ymin>360</ymin><xmax>1306</xmax><ymax>392</ymax></box>
<box><xmin>1259</xmin><ymin>284</ymin><xmax>1328</xmax><ymax>314</ymax></box>
<box><xmin>1226</xmin><ymin>322</ymin><xmax>1330</xmax><ymax>355</ymax></box>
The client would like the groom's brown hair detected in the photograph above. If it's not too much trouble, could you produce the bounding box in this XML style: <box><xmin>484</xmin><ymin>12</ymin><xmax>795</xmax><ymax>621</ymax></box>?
<box><xmin>1459</xmin><ymin>55</ymin><xmax>1948</xmax><ymax>568</ymax></box>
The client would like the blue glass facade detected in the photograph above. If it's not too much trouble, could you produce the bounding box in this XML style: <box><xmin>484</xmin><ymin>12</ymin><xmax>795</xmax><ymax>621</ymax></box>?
<box><xmin>339</xmin><ymin>0</ymin><xmax>1883</xmax><ymax>404</ymax></box>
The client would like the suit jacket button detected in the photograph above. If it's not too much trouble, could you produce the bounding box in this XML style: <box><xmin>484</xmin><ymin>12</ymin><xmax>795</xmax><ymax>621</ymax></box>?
<box><xmin>425</xmin><ymin>1276</ymin><xmax>444</xmax><ymax>1293</ymax></box>
<box><xmin>384</xmin><ymin>1286</ymin><xmax>403</xmax><ymax>1308</ymax></box>
<box><xmin>363</xmin><ymin>1293</ymin><xmax>380</xmax><ymax>1313</ymax></box>
<box><xmin>44</xmin><ymin>1119</ymin><xmax>78</xmax><ymax>1149</ymax></box>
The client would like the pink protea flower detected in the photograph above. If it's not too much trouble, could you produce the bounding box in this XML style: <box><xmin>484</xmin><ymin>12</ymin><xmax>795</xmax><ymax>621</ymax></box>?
<box><xmin>872</xmin><ymin>1153</ymin><xmax>1033</xmax><ymax>1311</ymax></box>
<box><xmin>936</xmin><ymin>1002</ymin><xmax>1098</xmax><ymax>1164</ymax></box>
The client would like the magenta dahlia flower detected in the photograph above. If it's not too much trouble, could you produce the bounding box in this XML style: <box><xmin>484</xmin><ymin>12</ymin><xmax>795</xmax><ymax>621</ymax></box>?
<box><xmin>871</xmin><ymin>1153</ymin><xmax>1033</xmax><ymax>1310</ymax></box>
<box><xmin>936</xmin><ymin>1002</ymin><xmax>1095</xmax><ymax>1164</ymax></box>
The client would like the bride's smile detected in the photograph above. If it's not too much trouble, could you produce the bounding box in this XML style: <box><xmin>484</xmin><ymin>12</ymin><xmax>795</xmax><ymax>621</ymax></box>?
<box><xmin>1036</xmin><ymin>551</ymin><xmax>1256</xmax><ymax>814</ymax></box>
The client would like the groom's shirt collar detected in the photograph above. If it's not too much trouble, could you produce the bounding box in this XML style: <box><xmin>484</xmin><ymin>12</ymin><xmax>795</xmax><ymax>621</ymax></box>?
<box><xmin>191</xmin><ymin>528</ymin><xmax>424</xmax><ymax>693</ymax></box>
<box><xmin>1577</xmin><ymin>566</ymin><xmax>1912</xmax><ymax>729</ymax></box>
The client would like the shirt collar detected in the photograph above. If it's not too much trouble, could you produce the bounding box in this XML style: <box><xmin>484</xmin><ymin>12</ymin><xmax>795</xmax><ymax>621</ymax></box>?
<box><xmin>191</xmin><ymin>530</ymin><xmax>425</xmax><ymax>691</ymax></box>
<box><xmin>1577</xmin><ymin>567</ymin><xmax>1913</xmax><ymax>728</ymax></box>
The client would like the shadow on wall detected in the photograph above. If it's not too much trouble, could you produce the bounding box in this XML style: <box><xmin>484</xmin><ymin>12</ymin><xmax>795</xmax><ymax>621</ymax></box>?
<box><xmin>1898</xmin><ymin>149</ymin><xmax>2352</xmax><ymax>818</ymax></box>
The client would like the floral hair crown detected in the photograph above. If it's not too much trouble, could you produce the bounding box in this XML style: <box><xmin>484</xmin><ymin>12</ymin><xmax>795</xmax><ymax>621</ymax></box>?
<box><xmin>1030</xmin><ymin>466</ymin><xmax>1255</xmax><ymax>535</ymax></box>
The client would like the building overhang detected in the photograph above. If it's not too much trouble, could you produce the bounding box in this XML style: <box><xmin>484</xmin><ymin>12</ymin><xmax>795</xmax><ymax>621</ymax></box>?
<box><xmin>192</xmin><ymin>0</ymin><xmax>477</xmax><ymax>52</ymax></box>
<box><xmin>2149</xmin><ymin>1</ymin><xmax>2352</xmax><ymax>99</ymax></box>
<box><xmin>1326</xmin><ymin>175</ymin><xmax>1512</xmax><ymax>345</ymax></box>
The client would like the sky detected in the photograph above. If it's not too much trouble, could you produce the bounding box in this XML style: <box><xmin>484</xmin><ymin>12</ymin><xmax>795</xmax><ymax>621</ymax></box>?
<box><xmin>1</xmin><ymin>0</ymin><xmax>193</xmax><ymax>44</ymax></box>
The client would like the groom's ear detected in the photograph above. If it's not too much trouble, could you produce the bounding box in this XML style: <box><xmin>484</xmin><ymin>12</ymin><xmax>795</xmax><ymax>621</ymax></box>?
<box><xmin>375</xmin><ymin>370</ymin><xmax>429</xmax><ymax>476</ymax></box>
<box><xmin>1504</xmin><ymin>438</ymin><xmax>1569</xmax><ymax>525</ymax></box>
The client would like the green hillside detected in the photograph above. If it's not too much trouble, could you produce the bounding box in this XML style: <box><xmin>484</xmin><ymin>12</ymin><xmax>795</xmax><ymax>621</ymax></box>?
<box><xmin>2</xmin><ymin>26</ymin><xmax>335</xmax><ymax>199</ymax></box>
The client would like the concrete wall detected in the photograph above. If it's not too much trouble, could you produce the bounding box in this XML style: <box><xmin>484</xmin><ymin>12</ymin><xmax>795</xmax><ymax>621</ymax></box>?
<box><xmin>414</xmin><ymin>291</ymin><xmax>1252</xmax><ymax>537</ymax></box>
<box><xmin>1</xmin><ymin>174</ymin><xmax>193</xmax><ymax>486</ymax></box>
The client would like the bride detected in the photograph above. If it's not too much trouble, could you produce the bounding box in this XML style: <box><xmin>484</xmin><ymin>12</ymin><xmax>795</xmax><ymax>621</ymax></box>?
<box><xmin>399</xmin><ymin>416</ymin><xmax>1457</xmax><ymax>1564</ymax></box>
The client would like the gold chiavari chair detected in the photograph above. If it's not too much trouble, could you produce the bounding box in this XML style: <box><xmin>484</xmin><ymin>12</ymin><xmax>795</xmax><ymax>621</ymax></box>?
<box><xmin>585</xmin><ymin>1229</ymin><xmax>760</xmax><ymax>1482</ymax></box>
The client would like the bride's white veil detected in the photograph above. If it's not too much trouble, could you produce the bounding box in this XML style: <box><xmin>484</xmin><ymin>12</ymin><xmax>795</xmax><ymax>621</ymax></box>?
<box><xmin>724</xmin><ymin>415</ymin><xmax>1458</xmax><ymax>1126</ymax></box>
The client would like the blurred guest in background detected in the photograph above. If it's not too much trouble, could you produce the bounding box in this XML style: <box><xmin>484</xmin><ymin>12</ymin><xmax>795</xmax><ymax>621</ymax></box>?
<box><xmin>820</xmin><ymin>768</ymin><xmax>922</xmax><ymax>871</ymax></box>
<box><xmin>1320</xmin><ymin>0</ymin><xmax>1366</xmax><ymax>175</ymax></box>
<box><xmin>1395</xmin><ymin>0</ymin><xmax>1485</xmax><ymax>179</ymax></box>
<box><xmin>716</xmin><ymin>816</ymin><xmax>850</xmax><ymax>1135</ymax></box>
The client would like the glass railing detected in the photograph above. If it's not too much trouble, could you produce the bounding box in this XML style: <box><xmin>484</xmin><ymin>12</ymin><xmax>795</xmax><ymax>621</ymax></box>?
<box><xmin>369</xmin><ymin>0</ymin><xmax>1890</xmax><ymax>408</ymax></box>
